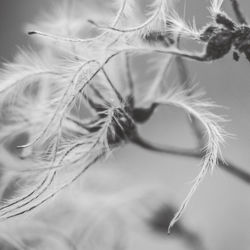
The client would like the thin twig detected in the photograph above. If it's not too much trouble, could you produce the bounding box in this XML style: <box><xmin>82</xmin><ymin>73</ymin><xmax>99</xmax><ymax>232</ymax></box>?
<box><xmin>230</xmin><ymin>0</ymin><xmax>248</xmax><ymax>25</ymax></box>
<box><xmin>101</xmin><ymin>68</ymin><xmax>124</xmax><ymax>103</ymax></box>
<box><xmin>132</xmin><ymin>134</ymin><xmax>250</xmax><ymax>184</ymax></box>
<box><xmin>132</xmin><ymin>134</ymin><xmax>199</xmax><ymax>158</ymax></box>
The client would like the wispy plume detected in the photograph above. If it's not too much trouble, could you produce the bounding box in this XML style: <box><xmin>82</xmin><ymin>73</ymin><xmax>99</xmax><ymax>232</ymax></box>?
<box><xmin>3</xmin><ymin>0</ymin><xmax>248</xmax><ymax>245</ymax></box>
<box><xmin>209</xmin><ymin>0</ymin><xmax>225</xmax><ymax>16</ymax></box>
<box><xmin>156</xmin><ymin>86</ymin><xmax>225</xmax><ymax>231</ymax></box>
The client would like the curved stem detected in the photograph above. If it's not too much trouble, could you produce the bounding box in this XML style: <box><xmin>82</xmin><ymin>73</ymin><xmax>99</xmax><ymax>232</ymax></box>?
<box><xmin>155</xmin><ymin>49</ymin><xmax>208</xmax><ymax>62</ymax></box>
<box><xmin>131</xmin><ymin>135</ymin><xmax>250</xmax><ymax>184</ymax></box>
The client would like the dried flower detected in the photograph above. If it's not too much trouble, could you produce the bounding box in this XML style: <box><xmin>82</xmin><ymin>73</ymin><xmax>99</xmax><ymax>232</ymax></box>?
<box><xmin>0</xmin><ymin>0</ymin><xmax>230</xmax><ymax>235</ymax></box>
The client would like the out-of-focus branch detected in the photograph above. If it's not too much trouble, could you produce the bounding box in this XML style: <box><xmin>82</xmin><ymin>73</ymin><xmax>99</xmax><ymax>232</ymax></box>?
<box><xmin>230</xmin><ymin>0</ymin><xmax>248</xmax><ymax>25</ymax></box>
<box><xmin>132</xmin><ymin>134</ymin><xmax>199</xmax><ymax>158</ymax></box>
<box><xmin>149</xmin><ymin>204</ymin><xmax>206</xmax><ymax>250</ymax></box>
<box><xmin>132</xmin><ymin>134</ymin><xmax>250</xmax><ymax>185</ymax></box>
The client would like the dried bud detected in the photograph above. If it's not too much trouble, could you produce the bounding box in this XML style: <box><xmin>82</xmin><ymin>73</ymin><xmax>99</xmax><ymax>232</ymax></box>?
<box><xmin>216</xmin><ymin>13</ymin><xmax>236</xmax><ymax>30</ymax></box>
<box><xmin>205</xmin><ymin>30</ymin><xmax>233</xmax><ymax>60</ymax></box>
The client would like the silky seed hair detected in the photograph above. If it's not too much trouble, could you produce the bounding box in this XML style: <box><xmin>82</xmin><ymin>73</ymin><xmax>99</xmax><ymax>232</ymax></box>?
<box><xmin>0</xmin><ymin>0</ymin><xmax>227</xmax><ymax>234</ymax></box>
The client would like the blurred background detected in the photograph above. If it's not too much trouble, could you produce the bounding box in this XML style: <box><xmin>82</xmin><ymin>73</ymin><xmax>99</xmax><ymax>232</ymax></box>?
<box><xmin>0</xmin><ymin>0</ymin><xmax>250</xmax><ymax>250</ymax></box>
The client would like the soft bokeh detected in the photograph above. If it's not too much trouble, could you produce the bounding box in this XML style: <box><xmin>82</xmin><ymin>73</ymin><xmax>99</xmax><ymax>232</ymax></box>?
<box><xmin>0</xmin><ymin>1</ymin><xmax>250</xmax><ymax>250</ymax></box>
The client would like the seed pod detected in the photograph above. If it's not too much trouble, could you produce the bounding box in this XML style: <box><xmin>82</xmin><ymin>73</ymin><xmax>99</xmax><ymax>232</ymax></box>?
<box><xmin>205</xmin><ymin>30</ymin><xmax>233</xmax><ymax>60</ymax></box>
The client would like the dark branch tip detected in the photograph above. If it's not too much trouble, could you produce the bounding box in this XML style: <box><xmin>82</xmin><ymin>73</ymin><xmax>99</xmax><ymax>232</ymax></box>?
<box><xmin>87</xmin><ymin>19</ymin><xmax>97</xmax><ymax>26</ymax></box>
<box><xmin>27</xmin><ymin>31</ymin><xmax>36</xmax><ymax>36</ymax></box>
